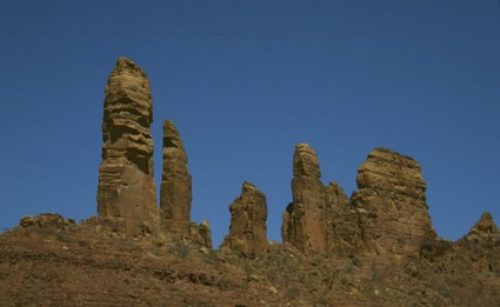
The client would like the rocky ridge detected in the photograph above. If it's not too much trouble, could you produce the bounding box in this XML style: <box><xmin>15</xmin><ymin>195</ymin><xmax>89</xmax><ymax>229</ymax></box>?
<box><xmin>1</xmin><ymin>57</ymin><xmax>498</xmax><ymax>306</ymax></box>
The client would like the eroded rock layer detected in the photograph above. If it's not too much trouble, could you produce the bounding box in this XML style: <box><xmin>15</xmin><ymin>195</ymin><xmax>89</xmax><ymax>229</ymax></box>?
<box><xmin>97</xmin><ymin>57</ymin><xmax>159</xmax><ymax>236</ymax></box>
<box><xmin>159</xmin><ymin>120</ymin><xmax>192</xmax><ymax>239</ymax></box>
<box><xmin>352</xmin><ymin>148</ymin><xmax>436</xmax><ymax>255</ymax></box>
<box><xmin>222</xmin><ymin>182</ymin><xmax>268</xmax><ymax>258</ymax></box>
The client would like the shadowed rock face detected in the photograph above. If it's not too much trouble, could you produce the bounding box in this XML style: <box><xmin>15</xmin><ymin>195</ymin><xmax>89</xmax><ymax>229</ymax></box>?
<box><xmin>282</xmin><ymin>144</ymin><xmax>361</xmax><ymax>254</ymax></box>
<box><xmin>97</xmin><ymin>57</ymin><xmax>159</xmax><ymax>236</ymax></box>
<box><xmin>464</xmin><ymin>212</ymin><xmax>499</xmax><ymax>242</ymax></box>
<box><xmin>222</xmin><ymin>182</ymin><xmax>268</xmax><ymax>258</ymax></box>
<box><xmin>352</xmin><ymin>148</ymin><xmax>436</xmax><ymax>255</ymax></box>
<box><xmin>160</xmin><ymin>120</ymin><xmax>192</xmax><ymax>239</ymax></box>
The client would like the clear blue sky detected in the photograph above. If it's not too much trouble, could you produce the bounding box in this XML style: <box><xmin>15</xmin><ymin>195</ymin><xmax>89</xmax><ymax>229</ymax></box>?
<box><xmin>1</xmin><ymin>1</ymin><xmax>499</xmax><ymax>247</ymax></box>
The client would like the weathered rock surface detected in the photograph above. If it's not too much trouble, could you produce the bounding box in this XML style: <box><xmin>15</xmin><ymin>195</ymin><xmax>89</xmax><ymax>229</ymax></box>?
<box><xmin>222</xmin><ymin>182</ymin><xmax>268</xmax><ymax>258</ymax></box>
<box><xmin>97</xmin><ymin>57</ymin><xmax>159</xmax><ymax>236</ymax></box>
<box><xmin>463</xmin><ymin>212</ymin><xmax>499</xmax><ymax>242</ymax></box>
<box><xmin>190</xmin><ymin>220</ymin><xmax>213</xmax><ymax>249</ymax></box>
<box><xmin>282</xmin><ymin>144</ymin><xmax>326</xmax><ymax>253</ymax></box>
<box><xmin>324</xmin><ymin>182</ymin><xmax>363</xmax><ymax>254</ymax></box>
<box><xmin>282</xmin><ymin>144</ymin><xmax>361</xmax><ymax>254</ymax></box>
<box><xmin>352</xmin><ymin>147</ymin><xmax>436</xmax><ymax>255</ymax></box>
<box><xmin>19</xmin><ymin>213</ymin><xmax>76</xmax><ymax>229</ymax></box>
<box><xmin>159</xmin><ymin>120</ymin><xmax>192</xmax><ymax>239</ymax></box>
<box><xmin>7</xmin><ymin>57</ymin><xmax>498</xmax><ymax>305</ymax></box>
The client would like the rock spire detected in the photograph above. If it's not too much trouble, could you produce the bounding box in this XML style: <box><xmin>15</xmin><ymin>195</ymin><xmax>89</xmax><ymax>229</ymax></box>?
<box><xmin>97</xmin><ymin>57</ymin><xmax>159</xmax><ymax>235</ymax></box>
<box><xmin>282</xmin><ymin>144</ymin><xmax>360</xmax><ymax>254</ymax></box>
<box><xmin>282</xmin><ymin>144</ymin><xmax>326</xmax><ymax>252</ymax></box>
<box><xmin>159</xmin><ymin>120</ymin><xmax>192</xmax><ymax>239</ymax></box>
<box><xmin>222</xmin><ymin>182</ymin><xmax>268</xmax><ymax>258</ymax></box>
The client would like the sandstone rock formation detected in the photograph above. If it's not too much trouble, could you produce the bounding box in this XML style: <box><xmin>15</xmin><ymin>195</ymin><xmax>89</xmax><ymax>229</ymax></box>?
<box><xmin>282</xmin><ymin>144</ymin><xmax>361</xmax><ymax>254</ymax></box>
<box><xmin>190</xmin><ymin>220</ymin><xmax>213</xmax><ymax>248</ymax></box>
<box><xmin>282</xmin><ymin>144</ymin><xmax>325</xmax><ymax>252</ymax></box>
<box><xmin>19</xmin><ymin>214</ymin><xmax>76</xmax><ymax>229</ymax></box>
<box><xmin>159</xmin><ymin>120</ymin><xmax>192</xmax><ymax>239</ymax></box>
<box><xmin>4</xmin><ymin>56</ymin><xmax>500</xmax><ymax>305</ymax></box>
<box><xmin>463</xmin><ymin>212</ymin><xmax>499</xmax><ymax>242</ymax></box>
<box><xmin>222</xmin><ymin>182</ymin><xmax>268</xmax><ymax>258</ymax></box>
<box><xmin>97</xmin><ymin>57</ymin><xmax>159</xmax><ymax>236</ymax></box>
<box><xmin>352</xmin><ymin>148</ymin><xmax>436</xmax><ymax>255</ymax></box>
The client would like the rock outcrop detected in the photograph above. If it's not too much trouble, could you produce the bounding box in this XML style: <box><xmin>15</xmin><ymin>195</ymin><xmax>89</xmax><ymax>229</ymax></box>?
<box><xmin>282</xmin><ymin>144</ymin><xmax>361</xmax><ymax>254</ymax></box>
<box><xmin>190</xmin><ymin>221</ymin><xmax>213</xmax><ymax>248</ymax></box>
<box><xmin>222</xmin><ymin>182</ymin><xmax>268</xmax><ymax>258</ymax></box>
<box><xmin>97</xmin><ymin>57</ymin><xmax>159</xmax><ymax>236</ymax></box>
<box><xmin>463</xmin><ymin>212</ymin><xmax>499</xmax><ymax>242</ymax></box>
<box><xmin>352</xmin><ymin>148</ymin><xmax>436</xmax><ymax>255</ymax></box>
<box><xmin>19</xmin><ymin>214</ymin><xmax>76</xmax><ymax>229</ymax></box>
<box><xmin>159</xmin><ymin>120</ymin><xmax>192</xmax><ymax>239</ymax></box>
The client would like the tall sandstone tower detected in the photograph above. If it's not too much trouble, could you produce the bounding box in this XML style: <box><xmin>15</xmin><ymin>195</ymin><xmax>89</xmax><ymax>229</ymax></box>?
<box><xmin>97</xmin><ymin>58</ymin><xmax>159</xmax><ymax>235</ymax></box>
<box><xmin>282</xmin><ymin>144</ymin><xmax>361</xmax><ymax>254</ymax></box>
<box><xmin>160</xmin><ymin>120</ymin><xmax>192</xmax><ymax>239</ymax></box>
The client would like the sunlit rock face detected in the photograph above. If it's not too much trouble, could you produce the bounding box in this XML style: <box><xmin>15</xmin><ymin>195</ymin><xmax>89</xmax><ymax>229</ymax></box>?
<box><xmin>222</xmin><ymin>182</ymin><xmax>268</xmax><ymax>258</ymax></box>
<box><xmin>159</xmin><ymin>120</ymin><xmax>192</xmax><ymax>239</ymax></box>
<box><xmin>97</xmin><ymin>57</ymin><xmax>159</xmax><ymax>236</ymax></box>
<box><xmin>282</xmin><ymin>144</ymin><xmax>361</xmax><ymax>254</ymax></box>
<box><xmin>352</xmin><ymin>148</ymin><xmax>436</xmax><ymax>256</ymax></box>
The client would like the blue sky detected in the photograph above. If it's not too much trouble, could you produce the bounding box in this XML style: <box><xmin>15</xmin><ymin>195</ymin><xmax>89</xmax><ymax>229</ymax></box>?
<box><xmin>1</xmin><ymin>0</ymin><xmax>499</xmax><ymax>246</ymax></box>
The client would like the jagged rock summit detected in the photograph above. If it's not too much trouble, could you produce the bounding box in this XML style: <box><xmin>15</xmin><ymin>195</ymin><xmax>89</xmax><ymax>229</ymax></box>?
<box><xmin>464</xmin><ymin>212</ymin><xmax>499</xmax><ymax>242</ymax></box>
<box><xmin>97</xmin><ymin>57</ymin><xmax>159</xmax><ymax>236</ymax></box>
<box><xmin>221</xmin><ymin>182</ymin><xmax>268</xmax><ymax>258</ymax></box>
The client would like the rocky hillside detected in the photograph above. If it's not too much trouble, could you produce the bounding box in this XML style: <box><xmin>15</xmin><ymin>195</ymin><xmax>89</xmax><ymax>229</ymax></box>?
<box><xmin>0</xmin><ymin>58</ymin><xmax>498</xmax><ymax>306</ymax></box>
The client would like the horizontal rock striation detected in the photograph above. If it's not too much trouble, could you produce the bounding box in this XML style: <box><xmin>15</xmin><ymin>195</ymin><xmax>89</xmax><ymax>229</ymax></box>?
<box><xmin>352</xmin><ymin>148</ymin><xmax>436</xmax><ymax>255</ymax></box>
<box><xmin>97</xmin><ymin>57</ymin><xmax>159</xmax><ymax>236</ymax></box>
